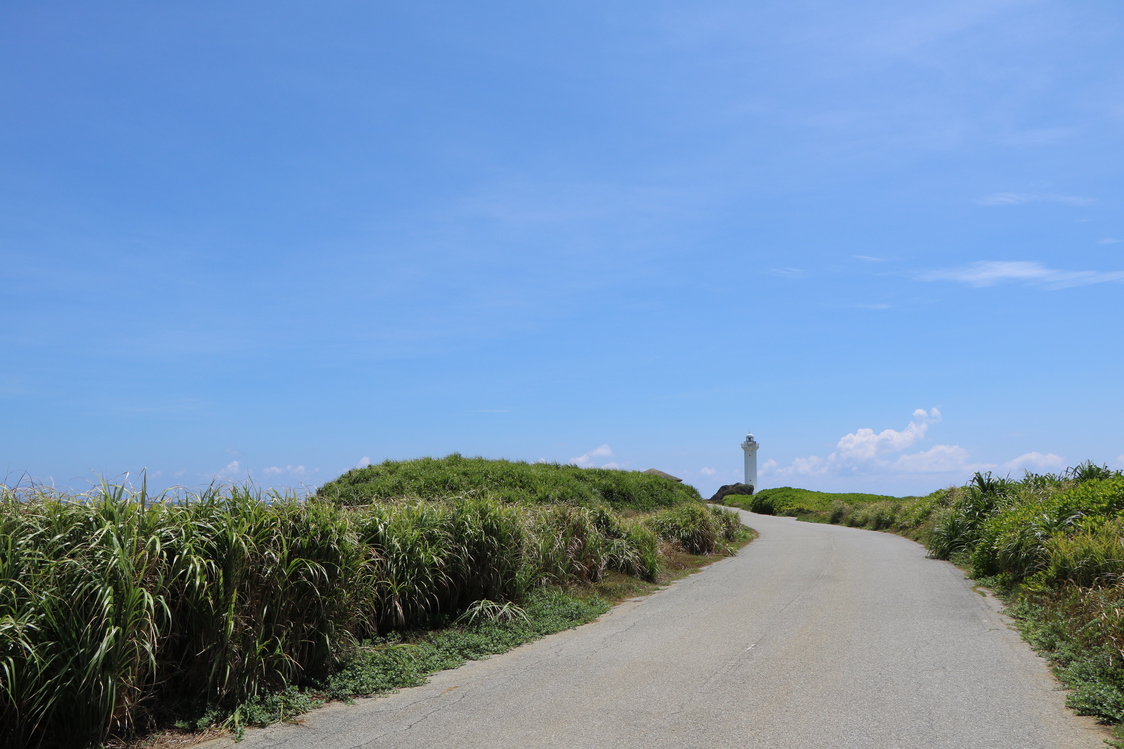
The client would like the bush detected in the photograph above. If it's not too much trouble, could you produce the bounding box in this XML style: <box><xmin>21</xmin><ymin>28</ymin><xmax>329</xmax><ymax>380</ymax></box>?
<box><xmin>1038</xmin><ymin>519</ymin><xmax>1124</xmax><ymax>588</ymax></box>
<box><xmin>969</xmin><ymin>476</ymin><xmax>1124</xmax><ymax>582</ymax></box>
<box><xmin>646</xmin><ymin>505</ymin><xmax>744</xmax><ymax>555</ymax></box>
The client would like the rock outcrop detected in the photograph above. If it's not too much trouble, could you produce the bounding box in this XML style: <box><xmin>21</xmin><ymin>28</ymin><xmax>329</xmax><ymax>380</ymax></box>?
<box><xmin>642</xmin><ymin>469</ymin><xmax>682</xmax><ymax>482</ymax></box>
<box><xmin>709</xmin><ymin>482</ymin><xmax>754</xmax><ymax>502</ymax></box>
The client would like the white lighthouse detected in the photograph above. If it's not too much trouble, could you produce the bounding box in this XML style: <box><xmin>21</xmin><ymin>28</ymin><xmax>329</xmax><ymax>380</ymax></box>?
<box><xmin>741</xmin><ymin>433</ymin><xmax>759</xmax><ymax>492</ymax></box>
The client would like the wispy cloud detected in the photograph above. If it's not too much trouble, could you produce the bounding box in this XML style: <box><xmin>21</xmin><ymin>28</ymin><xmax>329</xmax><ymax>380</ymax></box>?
<box><xmin>263</xmin><ymin>464</ymin><xmax>308</xmax><ymax>477</ymax></box>
<box><xmin>1002</xmin><ymin>451</ymin><xmax>1065</xmax><ymax>473</ymax></box>
<box><xmin>357</xmin><ymin>456</ymin><xmax>371</xmax><ymax>468</ymax></box>
<box><xmin>570</xmin><ymin>444</ymin><xmax>614</xmax><ymax>467</ymax></box>
<box><xmin>1099</xmin><ymin>238</ymin><xmax>1121</xmax><ymax>245</ymax></box>
<box><xmin>700</xmin><ymin>466</ymin><xmax>717</xmax><ymax>476</ymax></box>
<box><xmin>853</xmin><ymin>255</ymin><xmax>887</xmax><ymax>262</ymax></box>
<box><xmin>976</xmin><ymin>192</ymin><xmax>1095</xmax><ymax>207</ymax></box>
<box><xmin>920</xmin><ymin>261</ymin><xmax>1124</xmax><ymax>289</ymax></box>
<box><xmin>119</xmin><ymin>397</ymin><xmax>206</xmax><ymax>414</ymax></box>
<box><xmin>768</xmin><ymin>268</ymin><xmax>804</xmax><ymax>278</ymax></box>
<box><xmin>997</xmin><ymin>128</ymin><xmax>1080</xmax><ymax>147</ymax></box>
<box><xmin>892</xmin><ymin>444</ymin><xmax>970</xmax><ymax>473</ymax></box>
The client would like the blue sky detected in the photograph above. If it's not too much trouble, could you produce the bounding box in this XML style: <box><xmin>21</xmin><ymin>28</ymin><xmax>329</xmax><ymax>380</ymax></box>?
<box><xmin>2</xmin><ymin>1</ymin><xmax>1122</xmax><ymax>497</ymax></box>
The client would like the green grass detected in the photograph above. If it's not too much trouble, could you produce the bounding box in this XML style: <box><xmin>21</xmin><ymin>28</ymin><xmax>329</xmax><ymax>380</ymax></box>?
<box><xmin>163</xmin><ymin>587</ymin><xmax>610</xmax><ymax>742</ymax></box>
<box><xmin>319</xmin><ymin>587</ymin><xmax>609</xmax><ymax>703</ymax></box>
<box><xmin>1008</xmin><ymin>590</ymin><xmax>1124</xmax><ymax>725</ymax></box>
<box><xmin>715</xmin><ymin>485</ymin><xmax>912</xmax><ymax>520</ymax></box>
<box><xmin>316</xmin><ymin>453</ymin><xmax>703</xmax><ymax>511</ymax></box>
<box><xmin>0</xmin><ymin>462</ymin><xmax>746</xmax><ymax>748</ymax></box>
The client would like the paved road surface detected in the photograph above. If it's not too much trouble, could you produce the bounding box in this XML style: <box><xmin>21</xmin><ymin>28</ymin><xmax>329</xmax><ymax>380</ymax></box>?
<box><xmin>221</xmin><ymin>511</ymin><xmax>1109</xmax><ymax>748</ymax></box>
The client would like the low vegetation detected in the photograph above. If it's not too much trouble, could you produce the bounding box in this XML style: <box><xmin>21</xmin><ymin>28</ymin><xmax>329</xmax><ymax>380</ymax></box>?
<box><xmin>718</xmin><ymin>462</ymin><xmax>1124</xmax><ymax>734</ymax></box>
<box><xmin>317</xmin><ymin>453</ymin><xmax>704</xmax><ymax>510</ymax></box>
<box><xmin>717</xmin><ymin>485</ymin><xmax>915</xmax><ymax>527</ymax></box>
<box><xmin>1</xmin><ymin>457</ymin><xmax>747</xmax><ymax>748</ymax></box>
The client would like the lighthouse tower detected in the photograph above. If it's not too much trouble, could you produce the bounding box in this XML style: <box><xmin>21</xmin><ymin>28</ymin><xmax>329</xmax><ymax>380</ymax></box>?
<box><xmin>741</xmin><ymin>433</ymin><xmax>759</xmax><ymax>492</ymax></box>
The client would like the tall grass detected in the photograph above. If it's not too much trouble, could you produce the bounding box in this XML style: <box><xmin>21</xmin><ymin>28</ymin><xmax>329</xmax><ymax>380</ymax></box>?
<box><xmin>0</xmin><ymin>472</ymin><xmax>743</xmax><ymax>748</ymax></box>
<box><xmin>0</xmin><ymin>485</ymin><xmax>370</xmax><ymax>748</ymax></box>
<box><xmin>647</xmin><ymin>504</ymin><xmax>743</xmax><ymax>555</ymax></box>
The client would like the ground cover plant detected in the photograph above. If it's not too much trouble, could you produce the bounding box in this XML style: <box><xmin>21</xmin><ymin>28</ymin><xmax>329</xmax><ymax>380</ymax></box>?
<box><xmin>317</xmin><ymin>453</ymin><xmax>703</xmax><ymax>510</ymax></box>
<box><xmin>716</xmin><ymin>485</ymin><xmax>912</xmax><ymax>524</ymax></box>
<box><xmin>732</xmin><ymin>464</ymin><xmax>1124</xmax><ymax>737</ymax></box>
<box><xmin>0</xmin><ymin>459</ymin><xmax>746</xmax><ymax>748</ymax></box>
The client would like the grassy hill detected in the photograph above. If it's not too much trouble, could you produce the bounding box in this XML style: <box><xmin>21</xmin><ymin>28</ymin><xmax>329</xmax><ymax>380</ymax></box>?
<box><xmin>317</xmin><ymin>453</ymin><xmax>703</xmax><ymax>511</ymax></box>
<box><xmin>716</xmin><ymin>485</ymin><xmax>913</xmax><ymax>522</ymax></box>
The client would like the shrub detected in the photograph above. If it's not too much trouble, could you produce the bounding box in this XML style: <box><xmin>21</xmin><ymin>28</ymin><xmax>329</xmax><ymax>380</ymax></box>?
<box><xmin>968</xmin><ymin>476</ymin><xmax>1124</xmax><ymax>582</ymax></box>
<box><xmin>646</xmin><ymin>505</ymin><xmax>743</xmax><ymax>555</ymax></box>
<box><xmin>1038</xmin><ymin>519</ymin><xmax>1124</xmax><ymax>588</ymax></box>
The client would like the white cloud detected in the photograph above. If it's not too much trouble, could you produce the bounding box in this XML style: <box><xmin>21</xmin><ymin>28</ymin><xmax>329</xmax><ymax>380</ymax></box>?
<box><xmin>834</xmin><ymin>408</ymin><xmax>940</xmax><ymax>461</ymax></box>
<box><xmin>768</xmin><ymin>267</ymin><xmax>803</xmax><ymax>278</ymax></box>
<box><xmin>570</xmin><ymin>444</ymin><xmax>613</xmax><ymax>467</ymax></box>
<box><xmin>1114</xmin><ymin>455</ymin><xmax>1124</xmax><ymax>470</ymax></box>
<box><xmin>358</xmin><ymin>456</ymin><xmax>371</xmax><ymax>468</ymax></box>
<box><xmin>920</xmin><ymin>261</ymin><xmax>1124</xmax><ymax>290</ymax></box>
<box><xmin>263</xmin><ymin>465</ymin><xmax>307</xmax><ymax>477</ymax></box>
<box><xmin>759</xmin><ymin>459</ymin><xmax>778</xmax><ymax>474</ymax></box>
<box><xmin>778</xmin><ymin>455</ymin><xmax>827</xmax><ymax>477</ymax></box>
<box><xmin>214</xmin><ymin>460</ymin><xmax>243</xmax><ymax>480</ymax></box>
<box><xmin>853</xmin><ymin>255</ymin><xmax>886</xmax><ymax>262</ymax></box>
<box><xmin>777</xmin><ymin>408</ymin><xmax>954</xmax><ymax>477</ymax></box>
<box><xmin>893</xmin><ymin>444</ymin><xmax>971</xmax><ymax>473</ymax></box>
<box><xmin>700</xmin><ymin>466</ymin><xmax>717</xmax><ymax>476</ymax></box>
<box><xmin>1099</xmin><ymin>238</ymin><xmax>1121</xmax><ymax>245</ymax></box>
<box><xmin>600</xmin><ymin>461</ymin><xmax>622</xmax><ymax>470</ymax></box>
<box><xmin>773</xmin><ymin>409</ymin><xmax>1072</xmax><ymax>484</ymax></box>
<box><xmin>976</xmin><ymin>192</ymin><xmax>1095</xmax><ymax>207</ymax></box>
<box><xmin>1002</xmin><ymin>451</ymin><xmax>1065</xmax><ymax>473</ymax></box>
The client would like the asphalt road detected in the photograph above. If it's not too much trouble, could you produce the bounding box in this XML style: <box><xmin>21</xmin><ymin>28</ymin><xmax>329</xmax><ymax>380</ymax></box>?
<box><xmin>219</xmin><ymin>511</ymin><xmax>1110</xmax><ymax>748</ymax></box>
